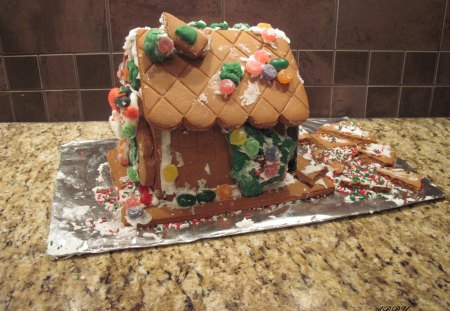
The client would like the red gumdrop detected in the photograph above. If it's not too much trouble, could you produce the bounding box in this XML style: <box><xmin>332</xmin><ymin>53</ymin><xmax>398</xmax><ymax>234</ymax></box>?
<box><xmin>137</xmin><ymin>184</ymin><xmax>150</xmax><ymax>194</ymax></box>
<box><xmin>124</xmin><ymin>196</ymin><xmax>141</xmax><ymax>209</ymax></box>
<box><xmin>108</xmin><ymin>88</ymin><xmax>120</xmax><ymax>111</ymax></box>
<box><xmin>220</xmin><ymin>79</ymin><xmax>236</xmax><ymax>95</ymax></box>
<box><xmin>140</xmin><ymin>192</ymin><xmax>153</xmax><ymax>205</ymax></box>
<box><xmin>124</xmin><ymin>106</ymin><xmax>139</xmax><ymax>119</ymax></box>
<box><xmin>261</xmin><ymin>28</ymin><xmax>276</xmax><ymax>43</ymax></box>
<box><xmin>253</xmin><ymin>49</ymin><xmax>270</xmax><ymax>64</ymax></box>
<box><xmin>245</xmin><ymin>59</ymin><xmax>263</xmax><ymax>75</ymax></box>
<box><xmin>158</xmin><ymin>36</ymin><xmax>174</xmax><ymax>54</ymax></box>
<box><xmin>264</xmin><ymin>163</ymin><xmax>279</xmax><ymax>178</ymax></box>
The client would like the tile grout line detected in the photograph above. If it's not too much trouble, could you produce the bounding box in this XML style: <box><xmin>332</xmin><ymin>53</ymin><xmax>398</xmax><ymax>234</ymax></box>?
<box><xmin>363</xmin><ymin>51</ymin><xmax>372</xmax><ymax>118</ymax></box>
<box><xmin>36</xmin><ymin>54</ymin><xmax>49</xmax><ymax>121</ymax></box>
<box><xmin>73</xmin><ymin>54</ymin><xmax>84</xmax><ymax>120</ymax></box>
<box><xmin>429</xmin><ymin>0</ymin><xmax>448</xmax><ymax>116</ymax></box>
<box><xmin>221</xmin><ymin>0</ymin><xmax>225</xmax><ymax>21</ymax></box>
<box><xmin>329</xmin><ymin>0</ymin><xmax>340</xmax><ymax>118</ymax></box>
<box><xmin>396</xmin><ymin>51</ymin><xmax>407</xmax><ymax>117</ymax></box>
<box><xmin>1</xmin><ymin>56</ymin><xmax>15</xmax><ymax>121</ymax></box>
<box><xmin>105</xmin><ymin>0</ymin><xmax>116</xmax><ymax>89</ymax></box>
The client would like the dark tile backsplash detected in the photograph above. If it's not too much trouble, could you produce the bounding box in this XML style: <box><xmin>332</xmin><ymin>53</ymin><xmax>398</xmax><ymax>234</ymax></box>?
<box><xmin>0</xmin><ymin>0</ymin><xmax>448</xmax><ymax>122</ymax></box>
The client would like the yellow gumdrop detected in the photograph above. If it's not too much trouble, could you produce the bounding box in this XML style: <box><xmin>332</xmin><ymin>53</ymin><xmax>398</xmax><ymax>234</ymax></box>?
<box><xmin>230</xmin><ymin>128</ymin><xmax>247</xmax><ymax>145</ymax></box>
<box><xmin>277</xmin><ymin>69</ymin><xmax>292</xmax><ymax>84</ymax></box>
<box><xmin>162</xmin><ymin>164</ymin><xmax>178</xmax><ymax>182</ymax></box>
<box><xmin>257</xmin><ymin>23</ymin><xmax>272</xmax><ymax>29</ymax></box>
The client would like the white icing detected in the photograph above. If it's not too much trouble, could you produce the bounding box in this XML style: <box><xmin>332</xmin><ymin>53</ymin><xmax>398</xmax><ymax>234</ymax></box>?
<box><xmin>316</xmin><ymin>178</ymin><xmax>328</xmax><ymax>189</ymax></box>
<box><xmin>108</xmin><ymin>110</ymin><xmax>123</xmax><ymax>139</ymax></box>
<box><xmin>240</xmin><ymin>81</ymin><xmax>260</xmax><ymax>106</ymax></box>
<box><xmin>365</xmin><ymin>143</ymin><xmax>392</xmax><ymax>157</ymax></box>
<box><xmin>62</xmin><ymin>205</ymin><xmax>90</xmax><ymax>221</ymax></box>
<box><xmin>197</xmin><ymin>179</ymin><xmax>207</xmax><ymax>189</ymax></box>
<box><xmin>235</xmin><ymin>217</ymin><xmax>254</xmax><ymax>228</ymax></box>
<box><xmin>198</xmin><ymin>93</ymin><xmax>208</xmax><ymax>104</ymax></box>
<box><xmin>248</xmin><ymin>27</ymin><xmax>291</xmax><ymax>44</ymax></box>
<box><xmin>125</xmin><ymin>210</ymin><xmax>152</xmax><ymax>228</ymax></box>
<box><xmin>174</xmin><ymin>151</ymin><xmax>184</xmax><ymax>167</ymax></box>
<box><xmin>96</xmin><ymin>162</ymin><xmax>108</xmax><ymax>183</ymax></box>
<box><xmin>204</xmin><ymin>163</ymin><xmax>211</xmax><ymax>175</ymax></box>
<box><xmin>208</xmin><ymin>73</ymin><xmax>222</xmax><ymax>95</ymax></box>
<box><xmin>301</xmin><ymin>164</ymin><xmax>325</xmax><ymax>175</ymax></box>
<box><xmin>160</xmin><ymin>130</ymin><xmax>176</xmax><ymax>195</ymax></box>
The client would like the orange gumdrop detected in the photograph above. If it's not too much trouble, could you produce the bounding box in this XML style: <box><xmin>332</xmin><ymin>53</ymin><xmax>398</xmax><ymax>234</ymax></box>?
<box><xmin>108</xmin><ymin>88</ymin><xmax>120</xmax><ymax>111</ymax></box>
<box><xmin>277</xmin><ymin>69</ymin><xmax>292</xmax><ymax>84</ymax></box>
<box><xmin>217</xmin><ymin>184</ymin><xmax>233</xmax><ymax>200</ymax></box>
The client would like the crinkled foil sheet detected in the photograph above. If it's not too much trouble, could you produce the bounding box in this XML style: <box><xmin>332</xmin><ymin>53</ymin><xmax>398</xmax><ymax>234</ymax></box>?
<box><xmin>47</xmin><ymin>119</ymin><xmax>445</xmax><ymax>258</ymax></box>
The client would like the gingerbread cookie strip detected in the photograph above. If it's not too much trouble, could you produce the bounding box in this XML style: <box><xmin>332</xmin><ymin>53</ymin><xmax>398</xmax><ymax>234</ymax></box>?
<box><xmin>357</xmin><ymin>143</ymin><xmax>396</xmax><ymax>167</ymax></box>
<box><xmin>376</xmin><ymin>167</ymin><xmax>423</xmax><ymax>191</ymax></box>
<box><xmin>296</xmin><ymin>156</ymin><xmax>328</xmax><ymax>186</ymax></box>
<box><xmin>310</xmin><ymin>133</ymin><xmax>357</xmax><ymax>149</ymax></box>
<box><xmin>317</xmin><ymin>121</ymin><xmax>377</xmax><ymax>144</ymax></box>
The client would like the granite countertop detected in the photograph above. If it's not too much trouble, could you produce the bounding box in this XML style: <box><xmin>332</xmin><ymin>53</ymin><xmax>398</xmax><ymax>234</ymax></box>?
<box><xmin>0</xmin><ymin>118</ymin><xmax>448</xmax><ymax>310</ymax></box>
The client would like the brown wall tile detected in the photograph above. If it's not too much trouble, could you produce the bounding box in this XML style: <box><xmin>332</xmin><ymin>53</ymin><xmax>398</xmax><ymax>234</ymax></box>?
<box><xmin>0</xmin><ymin>0</ymin><xmax>108</xmax><ymax>54</ymax></box>
<box><xmin>76</xmin><ymin>55</ymin><xmax>112</xmax><ymax>89</ymax></box>
<box><xmin>109</xmin><ymin>0</ymin><xmax>222</xmax><ymax>51</ymax></box>
<box><xmin>403</xmin><ymin>52</ymin><xmax>437</xmax><ymax>85</ymax></box>
<box><xmin>0</xmin><ymin>93</ymin><xmax>14</xmax><ymax>122</ymax></box>
<box><xmin>46</xmin><ymin>91</ymin><xmax>81</xmax><ymax>121</ymax></box>
<box><xmin>399</xmin><ymin>87</ymin><xmax>432</xmax><ymax>117</ymax></box>
<box><xmin>4</xmin><ymin>56</ymin><xmax>41</xmax><ymax>90</ymax></box>
<box><xmin>366</xmin><ymin>87</ymin><xmax>400</xmax><ymax>118</ymax></box>
<box><xmin>331</xmin><ymin>87</ymin><xmax>366</xmax><ymax>117</ymax></box>
<box><xmin>11</xmin><ymin>92</ymin><xmax>47</xmax><ymax>122</ymax></box>
<box><xmin>337</xmin><ymin>0</ymin><xmax>446</xmax><ymax>50</ymax></box>
<box><xmin>298</xmin><ymin>51</ymin><xmax>333</xmax><ymax>85</ymax></box>
<box><xmin>334</xmin><ymin>52</ymin><xmax>369</xmax><ymax>85</ymax></box>
<box><xmin>225</xmin><ymin>0</ymin><xmax>336</xmax><ymax>49</ymax></box>
<box><xmin>0</xmin><ymin>58</ymin><xmax>8</xmax><ymax>90</ymax></box>
<box><xmin>430</xmin><ymin>87</ymin><xmax>450</xmax><ymax>117</ymax></box>
<box><xmin>441</xmin><ymin>3</ymin><xmax>450</xmax><ymax>50</ymax></box>
<box><xmin>369</xmin><ymin>52</ymin><xmax>404</xmax><ymax>85</ymax></box>
<box><xmin>436</xmin><ymin>52</ymin><xmax>450</xmax><ymax>86</ymax></box>
<box><xmin>81</xmin><ymin>90</ymin><xmax>111</xmax><ymax>121</ymax></box>
<box><xmin>40</xmin><ymin>55</ymin><xmax>77</xmax><ymax>89</ymax></box>
<box><xmin>305</xmin><ymin>87</ymin><xmax>331</xmax><ymax>118</ymax></box>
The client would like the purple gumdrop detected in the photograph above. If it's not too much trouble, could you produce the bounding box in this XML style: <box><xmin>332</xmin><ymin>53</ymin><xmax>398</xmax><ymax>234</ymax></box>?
<box><xmin>265</xmin><ymin>146</ymin><xmax>279</xmax><ymax>162</ymax></box>
<box><xmin>261</xmin><ymin>64</ymin><xmax>277</xmax><ymax>81</ymax></box>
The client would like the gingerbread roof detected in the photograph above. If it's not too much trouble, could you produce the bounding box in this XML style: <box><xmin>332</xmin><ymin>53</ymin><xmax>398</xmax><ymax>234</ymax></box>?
<box><xmin>136</xmin><ymin>13</ymin><xmax>309</xmax><ymax>131</ymax></box>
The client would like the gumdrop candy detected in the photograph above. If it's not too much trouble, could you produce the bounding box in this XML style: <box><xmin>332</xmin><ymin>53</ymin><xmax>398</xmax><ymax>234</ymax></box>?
<box><xmin>261</xmin><ymin>64</ymin><xmax>277</xmax><ymax>81</ymax></box>
<box><xmin>261</xmin><ymin>28</ymin><xmax>276</xmax><ymax>43</ymax></box>
<box><xmin>277</xmin><ymin>69</ymin><xmax>292</xmax><ymax>84</ymax></box>
<box><xmin>269</xmin><ymin>58</ymin><xmax>289</xmax><ymax>70</ymax></box>
<box><xmin>124</xmin><ymin>106</ymin><xmax>139</xmax><ymax>119</ymax></box>
<box><xmin>244</xmin><ymin>138</ymin><xmax>260</xmax><ymax>156</ymax></box>
<box><xmin>257</xmin><ymin>23</ymin><xmax>272</xmax><ymax>29</ymax></box>
<box><xmin>220</xmin><ymin>79</ymin><xmax>235</xmax><ymax>95</ymax></box>
<box><xmin>140</xmin><ymin>192</ymin><xmax>153</xmax><ymax>205</ymax></box>
<box><xmin>265</xmin><ymin>145</ymin><xmax>279</xmax><ymax>162</ymax></box>
<box><xmin>253</xmin><ymin>49</ymin><xmax>270</xmax><ymax>64</ymax></box>
<box><xmin>217</xmin><ymin>184</ymin><xmax>233</xmax><ymax>200</ymax></box>
<box><xmin>196</xmin><ymin>189</ymin><xmax>216</xmax><ymax>204</ymax></box>
<box><xmin>124</xmin><ymin>196</ymin><xmax>141</xmax><ymax>209</ymax></box>
<box><xmin>127</xmin><ymin>167</ymin><xmax>139</xmax><ymax>183</ymax></box>
<box><xmin>162</xmin><ymin>164</ymin><xmax>179</xmax><ymax>182</ymax></box>
<box><xmin>158</xmin><ymin>36</ymin><xmax>174</xmax><ymax>54</ymax></box>
<box><xmin>264</xmin><ymin>163</ymin><xmax>279</xmax><ymax>178</ymax></box>
<box><xmin>230</xmin><ymin>128</ymin><xmax>247</xmax><ymax>145</ymax></box>
<box><xmin>122</xmin><ymin>124</ymin><xmax>136</xmax><ymax>138</ymax></box>
<box><xmin>176</xmin><ymin>194</ymin><xmax>197</xmax><ymax>207</ymax></box>
<box><xmin>245</xmin><ymin>59</ymin><xmax>263</xmax><ymax>75</ymax></box>
<box><xmin>108</xmin><ymin>88</ymin><xmax>120</xmax><ymax>111</ymax></box>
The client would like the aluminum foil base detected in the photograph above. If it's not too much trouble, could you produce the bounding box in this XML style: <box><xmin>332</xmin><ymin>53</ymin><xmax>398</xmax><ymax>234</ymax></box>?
<box><xmin>47</xmin><ymin>119</ymin><xmax>445</xmax><ymax>258</ymax></box>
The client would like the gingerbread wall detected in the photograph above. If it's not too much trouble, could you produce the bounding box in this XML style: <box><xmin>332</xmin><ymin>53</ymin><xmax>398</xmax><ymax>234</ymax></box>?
<box><xmin>0</xmin><ymin>0</ymin><xmax>449</xmax><ymax>121</ymax></box>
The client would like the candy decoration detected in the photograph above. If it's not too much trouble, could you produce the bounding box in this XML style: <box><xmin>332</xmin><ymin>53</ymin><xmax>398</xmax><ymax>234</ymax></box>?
<box><xmin>220</xmin><ymin>62</ymin><xmax>244</xmax><ymax>85</ymax></box>
<box><xmin>158</xmin><ymin>36</ymin><xmax>174</xmax><ymax>53</ymax></box>
<box><xmin>140</xmin><ymin>192</ymin><xmax>153</xmax><ymax>205</ymax></box>
<box><xmin>277</xmin><ymin>69</ymin><xmax>293</xmax><ymax>84</ymax></box>
<box><xmin>245</xmin><ymin>59</ymin><xmax>263</xmax><ymax>76</ymax></box>
<box><xmin>114</xmin><ymin>95</ymin><xmax>131</xmax><ymax>108</ymax></box>
<box><xmin>127</xmin><ymin>167</ymin><xmax>139</xmax><ymax>183</ymax></box>
<box><xmin>108</xmin><ymin>88</ymin><xmax>120</xmax><ymax>111</ymax></box>
<box><xmin>244</xmin><ymin>138</ymin><xmax>260</xmax><ymax>156</ymax></box>
<box><xmin>209</xmin><ymin>22</ymin><xmax>229</xmax><ymax>30</ymax></box>
<box><xmin>189</xmin><ymin>21</ymin><xmax>207</xmax><ymax>29</ymax></box>
<box><xmin>127</xmin><ymin>206</ymin><xmax>145</xmax><ymax>219</ymax></box>
<box><xmin>230</xmin><ymin>128</ymin><xmax>247</xmax><ymax>145</ymax></box>
<box><xmin>162</xmin><ymin>164</ymin><xmax>179</xmax><ymax>182</ymax></box>
<box><xmin>219</xmin><ymin>79</ymin><xmax>236</xmax><ymax>95</ymax></box>
<box><xmin>122</xmin><ymin>124</ymin><xmax>136</xmax><ymax>138</ymax></box>
<box><xmin>233</xmin><ymin>23</ymin><xmax>251</xmax><ymax>29</ymax></box>
<box><xmin>124</xmin><ymin>106</ymin><xmax>139</xmax><ymax>119</ymax></box>
<box><xmin>264</xmin><ymin>163</ymin><xmax>279</xmax><ymax>178</ymax></box>
<box><xmin>137</xmin><ymin>184</ymin><xmax>149</xmax><ymax>194</ymax></box>
<box><xmin>176</xmin><ymin>194</ymin><xmax>197</xmax><ymax>207</ymax></box>
<box><xmin>124</xmin><ymin>196</ymin><xmax>141</xmax><ymax>209</ymax></box>
<box><xmin>261</xmin><ymin>64</ymin><xmax>278</xmax><ymax>81</ymax></box>
<box><xmin>129</xmin><ymin>138</ymin><xmax>138</xmax><ymax>165</ymax></box>
<box><xmin>175</xmin><ymin>25</ymin><xmax>198</xmax><ymax>45</ymax></box>
<box><xmin>265</xmin><ymin>145</ymin><xmax>279</xmax><ymax>162</ymax></box>
<box><xmin>257</xmin><ymin>23</ymin><xmax>272</xmax><ymax>29</ymax></box>
<box><xmin>144</xmin><ymin>29</ymin><xmax>172</xmax><ymax>63</ymax></box>
<box><xmin>217</xmin><ymin>184</ymin><xmax>233</xmax><ymax>200</ymax></box>
<box><xmin>269</xmin><ymin>58</ymin><xmax>289</xmax><ymax>70</ymax></box>
<box><xmin>127</xmin><ymin>60</ymin><xmax>140</xmax><ymax>90</ymax></box>
<box><xmin>261</xmin><ymin>28</ymin><xmax>276</xmax><ymax>43</ymax></box>
<box><xmin>253</xmin><ymin>49</ymin><xmax>271</xmax><ymax>64</ymax></box>
<box><xmin>196</xmin><ymin>189</ymin><xmax>216</xmax><ymax>204</ymax></box>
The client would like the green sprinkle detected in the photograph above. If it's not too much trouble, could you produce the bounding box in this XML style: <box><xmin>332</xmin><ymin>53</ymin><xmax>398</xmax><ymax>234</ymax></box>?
<box><xmin>175</xmin><ymin>25</ymin><xmax>198</xmax><ymax>45</ymax></box>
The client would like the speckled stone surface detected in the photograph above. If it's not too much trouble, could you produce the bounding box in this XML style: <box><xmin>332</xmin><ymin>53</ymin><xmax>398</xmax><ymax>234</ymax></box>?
<box><xmin>0</xmin><ymin>119</ymin><xmax>448</xmax><ymax>311</ymax></box>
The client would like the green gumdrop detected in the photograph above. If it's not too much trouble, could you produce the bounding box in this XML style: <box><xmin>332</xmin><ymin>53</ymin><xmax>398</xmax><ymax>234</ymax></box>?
<box><xmin>127</xmin><ymin>167</ymin><xmax>139</xmax><ymax>182</ymax></box>
<box><xmin>233</xmin><ymin>23</ymin><xmax>251</xmax><ymax>29</ymax></box>
<box><xmin>122</xmin><ymin>124</ymin><xmax>136</xmax><ymax>138</ymax></box>
<box><xmin>175</xmin><ymin>25</ymin><xmax>198</xmax><ymax>45</ymax></box>
<box><xmin>144</xmin><ymin>29</ymin><xmax>169</xmax><ymax>63</ymax></box>
<box><xmin>220</xmin><ymin>62</ymin><xmax>244</xmax><ymax>85</ymax></box>
<box><xmin>196</xmin><ymin>190</ymin><xmax>216</xmax><ymax>204</ymax></box>
<box><xmin>238</xmin><ymin>174</ymin><xmax>263</xmax><ymax>197</ymax></box>
<box><xmin>127</xmin><ymin>60</ymin><xmax>140</xmax><ymax>90</ymax></box>
<box><xmin>244</xmin><ymin>138</ymin><xmax>260</xmax><ymax>157</ymax></box>
<box><xmin>177</xmin><ymin>194</ymin><xmax>197</xmax><ymax>207</ymax></box>
<box><xmin>209</xmin><ymin>22</ymin><xmax>229</xmax><ymax>30</ymax></box>
<box><xmin>231</xmin><ymin>147</ymin><xmax>249</xmax><ymax>171</ymax></box>
<box><xmin>129</xmin><ymin>138</ymin><xmax>138</xmax><ymax>165</ymax></box>
<box><xmin>269</xmin><ymin>58</ymin><xmax>289</xmax><ymax>70</ymax></box>
<box><xmin>189</xmin><ymin>21</ymin><xmax>206</xmax><ymax>29</ymax></box>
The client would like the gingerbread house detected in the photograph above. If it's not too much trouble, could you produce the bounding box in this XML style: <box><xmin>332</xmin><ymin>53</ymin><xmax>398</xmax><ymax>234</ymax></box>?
<box><xmin>107</xmin><ymin>13</ymin><xmax>323</xmax><ymax>227</ymax></box>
